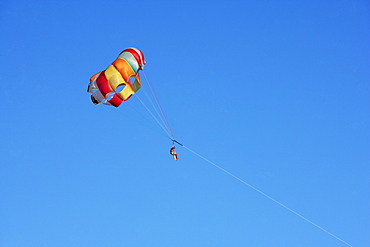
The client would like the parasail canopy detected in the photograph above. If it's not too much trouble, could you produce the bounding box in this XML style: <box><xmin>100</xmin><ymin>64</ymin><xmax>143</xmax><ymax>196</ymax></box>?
<box><xmin>87</xmin><ymin>48</ymin><xmax>146</xmax><ymax>107</ymax></box>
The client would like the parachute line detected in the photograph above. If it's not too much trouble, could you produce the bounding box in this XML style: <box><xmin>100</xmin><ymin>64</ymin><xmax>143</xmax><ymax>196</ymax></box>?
<box><xmin>126</xmin><ymin>100</ymin><xmax>171</xmax><ymax>139</ymax></box>
<box><xmin>142</xmin><ymin>71</ymin><xmax>175</xmax><ymax>140</ymax></box>
<box><xmin>140</xmin><ymin>82</ymin><xmax>170</xmax><ymax>137</ymax></box>
<box><xmin>182</xmin><ymin>145</ymin><xmax>352</xmax><ymax>247</ymax></box>
<box><xmin>135</xmin><ymin>94</ymin><xmax>173</xmax><ymax>139</ymax></box>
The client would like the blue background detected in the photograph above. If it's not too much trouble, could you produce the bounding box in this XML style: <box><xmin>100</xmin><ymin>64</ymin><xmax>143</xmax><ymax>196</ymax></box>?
<box><xmin>1</xmin><ymin>1</ymin><xmax>369</xmax><ymax>246</ymax></box>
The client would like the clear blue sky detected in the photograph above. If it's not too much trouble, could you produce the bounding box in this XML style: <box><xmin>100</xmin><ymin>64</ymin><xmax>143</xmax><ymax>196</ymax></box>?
<box><xmin>1</xmin><ymin>1</ymin><xmax>369</xmax><ymax>246</ymax></box>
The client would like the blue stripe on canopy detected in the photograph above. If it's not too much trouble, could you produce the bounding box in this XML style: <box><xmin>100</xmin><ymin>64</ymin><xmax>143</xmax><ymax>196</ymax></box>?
<box><xmin>118</xmin><ymin>52</ymin><xmax>140</xmax><ymax>73</ymax></box>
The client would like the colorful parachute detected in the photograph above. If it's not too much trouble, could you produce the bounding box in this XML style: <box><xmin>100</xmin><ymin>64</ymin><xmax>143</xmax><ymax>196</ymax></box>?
<box><xmin>87</xmin><ymin>48</ymin><xmax>146</xmax><ymax>107</ymax></box>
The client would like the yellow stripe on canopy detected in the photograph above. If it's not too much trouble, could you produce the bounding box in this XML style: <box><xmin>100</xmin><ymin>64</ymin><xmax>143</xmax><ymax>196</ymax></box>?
<box><xmin>105</xmin><ymin>65</ymin><xmax>124</xmax><ymax>89</ymax></box>
<box><xmin>104</xmin><ymin>65</ymin><xmax>135</xmax><ymax>101</ymax></box>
